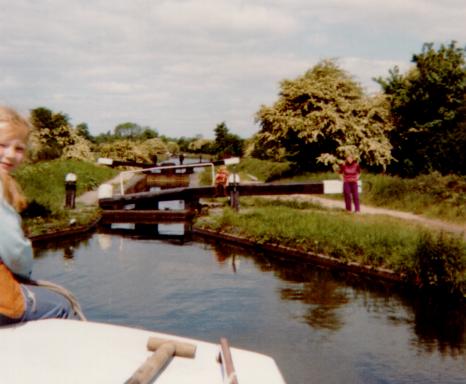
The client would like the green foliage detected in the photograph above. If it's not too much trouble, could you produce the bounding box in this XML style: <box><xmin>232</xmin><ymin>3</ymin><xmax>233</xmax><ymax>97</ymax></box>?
<box><xmin>114</xmin><ymin>122</ymin><xmax>142</xmax><ymax>139</ymax></box>
<box><xmin>254</xmin><ymin>59</ymin><xmax>393</xmax><ymax>170</ymax></box>
<box><xmin>188</xmin><ymin>137</ymin><xmax>213</xmax><ymax>153</ymax></box>
<box><xmin>376</xmin><ymin>41</ymin><xmax>466</xmax><ymax>176</ymax></box>
<box><xmin>410</xmin><ymin>232</ymin><xmax>466</xmax><ymax>296</ymax></box>
<box><xmin>234</xmin><ymin>157</ymin><xmax>293</xmax><ymax>182</ymax></box>
<box><xmin>28</xmin><ymin>107</ymin><xmax>94</xmax><ymax>162</ymax></box>
<box><xmin>96</xmin><ymin>138</ymin><xmax>168</xmax><ymax>163</ymax></box>
<box><xmin>29</xmin><ymin>107</ymin><xmax>73</xmax><ymax>160</ymax></box>
<box><xmin>213</xmin><ymin>122</ymin><xmax>244</xmax><ymax>158</ymax></box>
<box><xmin>94</xmin><ymin>122</ymin><xmax>158</xmax><ymax>144</ymax></box>
<box><xmin>362</xmin><ymin>172</ymin><xmax>466</xmax><ymax>222</ymax></box>
<box><xmin>75</xmin><ymin>123</ymin><xmax>94</xmax><ymax>142</ymax></box>
<box><xmin>165</xmin><ymin>141</ymin><xmax>180</xmax><ymax>156</ymax></box>
<box><xmin>14</xmin><ymin>159</ymin><xmax>117</xmax><ymax>216</ymax></box>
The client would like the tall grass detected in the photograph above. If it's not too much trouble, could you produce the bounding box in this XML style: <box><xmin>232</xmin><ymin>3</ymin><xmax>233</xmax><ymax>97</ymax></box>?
<box><xmin>234</xmin><ymin>157</ymin><xmax>293</xmax><ymax>182</ymax></box>
<box><xmin>362</xmin><ymin>173</ymin><xmax>466</xmax><ymax>222</ymax></box>
<box><xmin>14</xmin><ymin>159</ymin><xmax>117</xmax><ymax>215</ymax></box>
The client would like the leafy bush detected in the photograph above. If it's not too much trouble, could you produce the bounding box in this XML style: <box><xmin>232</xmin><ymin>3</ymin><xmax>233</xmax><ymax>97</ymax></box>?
<box><xmin>96</xmin><ymin>138</ymin><xmax>168</xmax><ymax>163</ymax></box>
<box><xmin>235</xmin><ymin>157</ymin><xmax>293</xmax><ymax>182</ymax></box>
<box><xmin>363</xmin><ymin>172</ymin><xmax>466</xmax><ymax>222</ymax></box>
<box><xmin>410</xmin><ymin>232</ymin><xmax>466</xmax><ymax>297</ymax></box>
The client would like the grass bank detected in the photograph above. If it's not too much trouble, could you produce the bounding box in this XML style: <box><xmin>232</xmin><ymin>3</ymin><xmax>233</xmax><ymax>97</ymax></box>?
<box><xmin>195</xmin><ymin>199</ymin><xmax>466</xmax><ymax>298</ymax></box>
<box><xmin>14</xmin><ymin>159</ymin><xmax>117</xmax><ymax>236</ymax></box>
<box><xmin>231</xmin><ymin>158</ymin><xmax>466</xmax><ymax>224</ymax></box>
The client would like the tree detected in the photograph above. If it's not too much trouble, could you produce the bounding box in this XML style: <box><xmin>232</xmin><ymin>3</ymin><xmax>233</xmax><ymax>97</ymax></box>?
<box><xmin>114</xmin><ymin>122</ymin><xmax>143</xmax><ymax>139</ymax></box>
<box><xmin>253</xmin><ymin>60</ymin><xmax>393</xmax><ymax>171</ymax></box>
<box><xmin>376</xmin><ymin>41</ymin><xmax>466</xmax><ymax>176</ymax></box>
<box><xmin>213</xmin><ymin>122</ymin><xmax>244</xmax><ymax>158</ymax></box>
<box><xmin>29</xmin><ymin>107</ymin><xmax>74</xmax><ymax>160</ymax></box>
<box><xmin>76</xmin><ymin>122</ymin><xmax>94</xmax><ymax>142</ymax></box>
<box><xmin>97</xmin><ymin>138</ymin><xmax>168</xmax><ymax>163</ymax></box>
<box><xmin>188</xmin><ymin>137</ymin><xmax>213</xmax><ymax>154</ymax></box>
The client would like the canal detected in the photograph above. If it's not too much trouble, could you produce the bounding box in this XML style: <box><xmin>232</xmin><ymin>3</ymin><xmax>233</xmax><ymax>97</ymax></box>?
<box><xmin>32</xmin><ymin>228</ymin><xmax>465</xmax><ymax>384</ymax></box>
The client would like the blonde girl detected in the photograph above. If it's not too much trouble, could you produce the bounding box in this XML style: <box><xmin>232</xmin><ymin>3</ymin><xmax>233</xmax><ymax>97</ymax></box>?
<box><xmin>0</xmin><ymin>106</ymin><xmax>70</xmax><ymax>324</ymax></box>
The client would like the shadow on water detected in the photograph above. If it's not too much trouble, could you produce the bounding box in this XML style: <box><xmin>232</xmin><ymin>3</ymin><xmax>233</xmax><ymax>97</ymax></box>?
<box><xmin>208</xmin><ymin>239</ymin><xmax>466</xmax><ymax>356</ymax></box>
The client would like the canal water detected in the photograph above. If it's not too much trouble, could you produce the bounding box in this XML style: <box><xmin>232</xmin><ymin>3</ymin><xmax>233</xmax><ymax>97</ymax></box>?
<box><xmin>32</xmin><ymin>230</ymin><xmax>465</xmax><ymax>384</ymax></box>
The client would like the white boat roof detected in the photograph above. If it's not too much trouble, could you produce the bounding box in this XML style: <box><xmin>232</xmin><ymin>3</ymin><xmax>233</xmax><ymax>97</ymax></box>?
<box><xmin>0</xmin><ymin>319</ymin><xmax>286</xmax><ymax>384</ymax></box>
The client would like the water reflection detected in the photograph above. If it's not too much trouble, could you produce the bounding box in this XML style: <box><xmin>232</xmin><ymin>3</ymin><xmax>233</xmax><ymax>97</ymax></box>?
<box><xmin>212</xmin><ymin>242</ymin><xmax>240</xmax><ymax>273</ymax></box>
<box><xmin>406</xmin><ymin>295</ymin><xmax>466</xmax><ymax>356</ymax></box>
<box><xmin>210</xmin><ymin>241</ymin><xmax>466</xmax><ymax>355</ymax></box>
<box><xmin>281</xmin><ymin>280</ymin><xmax>349</xmax><ymax>331</ymax></box>
<box><xmin>31</xmin><ymin>230</ymin><xmax>465</xmax><ymax>383</ymax></box>
<box><xmin>32</xmin><ymin>231</ymin><xmax>93</xmax><ymax>260</ymax></box>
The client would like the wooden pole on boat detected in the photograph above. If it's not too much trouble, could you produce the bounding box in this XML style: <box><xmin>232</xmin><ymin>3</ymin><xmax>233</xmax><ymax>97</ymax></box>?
<box><xmin>126</xmin><ymin>338</ymin><xmax>196</xmax><ymax>384</ymax></box>
<box><xmin>218</xmin><ymin>337</ymin><xmax>239</xmax><ymax>384</ymax></box>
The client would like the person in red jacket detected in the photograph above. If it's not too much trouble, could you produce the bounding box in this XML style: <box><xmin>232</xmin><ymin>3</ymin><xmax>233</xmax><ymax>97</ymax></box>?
<box><xmin>338</xmin><ymin>154</ymin><xmax>361</xmax><ymax>212</ymax></box>
<box><xmin>214</xmin><ymin>166</ymin><xmax>229</xmax><ymax>197</ymax></box>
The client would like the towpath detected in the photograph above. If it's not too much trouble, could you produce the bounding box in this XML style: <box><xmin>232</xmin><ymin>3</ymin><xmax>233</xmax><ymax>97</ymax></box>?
<box><xmin>76</xmin><ymin>172</ymin><xmax>136</xmax><ymax>206</ymax></box>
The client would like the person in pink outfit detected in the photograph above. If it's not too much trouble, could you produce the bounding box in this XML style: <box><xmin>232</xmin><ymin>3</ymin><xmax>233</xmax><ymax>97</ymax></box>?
<box><xmin>338</xmin><ymin>155</ymin><xmax>361</xmax><ymax>212</ymax></box>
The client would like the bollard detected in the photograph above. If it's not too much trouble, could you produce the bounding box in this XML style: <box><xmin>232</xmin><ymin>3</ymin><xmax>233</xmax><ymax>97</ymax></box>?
<box><xmin>65</xmin><ymin>173</ymin><xmax>77</xmax><ymax>209</ymax></box>
<box><xmin>228</xmin><ymin>173</ymin><xmax>240</xmax><ymax>211</ymax></box>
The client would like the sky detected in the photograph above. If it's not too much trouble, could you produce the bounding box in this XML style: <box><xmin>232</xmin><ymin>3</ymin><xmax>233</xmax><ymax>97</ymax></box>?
<box><xmin>0</xmin><ymin>0</ymin><xmax>464</xmax><ymax>139</ymax></box>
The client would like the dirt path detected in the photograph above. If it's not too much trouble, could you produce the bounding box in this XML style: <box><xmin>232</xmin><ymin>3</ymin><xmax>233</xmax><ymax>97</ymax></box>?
<box><xmin>76</xmin><ymin>172</ymin><xmax>137</xmax><ymax>206</ymax></box>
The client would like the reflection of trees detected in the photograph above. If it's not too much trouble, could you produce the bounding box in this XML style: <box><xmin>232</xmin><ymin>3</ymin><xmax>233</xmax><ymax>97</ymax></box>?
<box><xmin>282</xmin><ymin>279</ymin><xmax>349</xmax><ymax>331</ymax></box>
<box><xmin>213</xmin><ymin>242</ymin><xmax>350</xmax><ymax>331</ymax></box>
<box><xmin>407</xmin><ymin>295</ymin><xmax>465</xmax><ymax>356</ymax></box>
<box><xmin>211</xmin><ymin>241</ymin><xmax>466</xmax><ymax>354</ymax></box>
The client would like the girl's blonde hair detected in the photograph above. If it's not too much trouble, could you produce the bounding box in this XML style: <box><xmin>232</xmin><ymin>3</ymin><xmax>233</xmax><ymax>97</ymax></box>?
<box><xmin>0</xmin><ymin>106</ymin><xmax>31</xmax><ymax>212</ymax></box>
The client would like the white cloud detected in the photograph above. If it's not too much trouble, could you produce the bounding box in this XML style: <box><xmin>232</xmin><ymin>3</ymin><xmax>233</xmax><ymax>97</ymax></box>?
<box><xmin>151</xmin><ymin>0</ymin><xmax>297</xmax><ymax>35</ymax></box>
<box><xmin>0</xmin><ymin>0</ymin><xmax>463</xmax><ymax>138</ymax></box>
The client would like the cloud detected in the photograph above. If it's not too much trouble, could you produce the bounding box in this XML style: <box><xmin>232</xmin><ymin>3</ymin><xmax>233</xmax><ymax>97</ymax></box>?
<box><xmin>151</xmin><ymin>0</ymin><xmax>297</xmax><ymax>35</ymax></box>
<box><xmin>0</xmin><ymin>0</ymin><xmax>463</xmax><ymax>138</ymax></box>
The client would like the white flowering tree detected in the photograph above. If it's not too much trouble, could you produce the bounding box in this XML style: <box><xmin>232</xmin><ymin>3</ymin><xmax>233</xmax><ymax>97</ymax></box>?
<box><xmin>253</xmin><ymin>60</ymin><xmax>393</xmax><ymax>170</ymax></box>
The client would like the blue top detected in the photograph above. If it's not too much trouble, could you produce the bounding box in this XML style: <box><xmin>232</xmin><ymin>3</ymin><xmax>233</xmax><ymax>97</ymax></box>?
<box><xmin>0</xmin><ymin>179</ymin><xmax>33</xmax><ymax>278</ymax></box>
